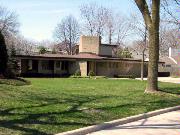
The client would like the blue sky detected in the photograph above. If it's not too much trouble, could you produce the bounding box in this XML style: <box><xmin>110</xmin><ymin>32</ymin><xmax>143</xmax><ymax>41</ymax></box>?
<box><xmin>0</xmin><ymin>0</ymin><xmax>138</xmax><ymax>41</ymax></box>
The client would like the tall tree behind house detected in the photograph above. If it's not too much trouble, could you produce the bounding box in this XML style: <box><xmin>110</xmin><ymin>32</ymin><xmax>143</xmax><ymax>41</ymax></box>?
<box><xmin>54</xmin><ymin>15</ymin><xmax>80</xmax><ymax>55</ymax></box>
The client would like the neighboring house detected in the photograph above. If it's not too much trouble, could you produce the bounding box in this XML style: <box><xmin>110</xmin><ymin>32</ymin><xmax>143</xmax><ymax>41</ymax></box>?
<box><xmin>158</xmin><ymin>47</ymin><xmax>180</xmax><ymax>77</ymax></box>
<box><xmin>144</xmin><ymin>47</ymin><xmax>180</xmax><ymax>77</ymax></box>
<box><xmin>16</xmin><ymin>36</ymin><xmax>148</xmax><ymax>77</ymax></box>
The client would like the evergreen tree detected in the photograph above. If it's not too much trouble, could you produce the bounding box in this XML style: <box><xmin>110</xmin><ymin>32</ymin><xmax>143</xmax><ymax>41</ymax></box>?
<box><xmin>38</xmin><ymin>46</ymin><xmax>47</xmax><ymax>54</ymax></box>
<box><xmin>0</xmin><ymin>32</ymin><xmax>8</xmax><ymax>77</ymax></box>
<box><xmin>9</xmin><ymin>44</ymin><xmax>19</xmax><ymax>76</ymax></box>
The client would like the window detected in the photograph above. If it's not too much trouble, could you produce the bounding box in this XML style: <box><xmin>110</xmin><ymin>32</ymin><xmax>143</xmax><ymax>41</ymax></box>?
<box><xmin>124</xmin><ymin>63</ymin><xmax>129</xmax><ymax>68</ymax></box>
<box><xmin>98</xmin><ymin>62</ymin><xmax>103</xmax><ymax>67</ymax></box>
<box><xmin>118</xmin><ymin>63</ymin><xmax>121</xmax><ymax>68</ymax></box>
<box><xmin>116</xmin><ymin>63</ymin><xmax>118</xmax><ymax>68</ymax></box>
<box><xmin>28</xmin><ymin>60</ymin><xmax>32</xmax><ymax>70</ymax></box>
<box><xmin>109</xmin><ymin>62</ymin><xmax>112</xmax><ymax>68</ymax></box>
<box><xmin>113</xmin><ymin>63</ymin><xmax>117</xmax><ymax>68</ymax></box>
<box><xmin>166</xmin><ymin>65</ymin><xmax>171</xmax><ymax>67</ymax></box>
<box><xmin>41</xmin><ymin>60</ymin><xmax>54</xmax><ymax>70</ymax></box>
<box><xmin>61</xmin><ymin>61</ymin><xmax>68</xmax><ymax>70</ymax></box>
<box><xmin>56</xmin><ymin>61</ymin><xmax>61</xmax><ymax>68</ymax></box>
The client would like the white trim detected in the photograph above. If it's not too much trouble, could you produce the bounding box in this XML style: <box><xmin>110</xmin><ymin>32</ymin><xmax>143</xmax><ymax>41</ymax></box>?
<box><xmin>168</xmin><ymin>56</ymin><xmax>178</xmax><ymax>64</ymax></box>
<box><xmin>169</xmin><ymin>47</ymin><xmax>172</xmax><ymax>57</ymax></box>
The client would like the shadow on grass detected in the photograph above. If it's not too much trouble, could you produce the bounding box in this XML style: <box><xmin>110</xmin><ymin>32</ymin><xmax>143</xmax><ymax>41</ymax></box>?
<box><xmin>0</xmin><ymin>78</ymin><xmax>31</xmax><ymax>86</ymax></box>
<box><xmin>1</xmin><ymin>92</ymin><xmax>180</xmax><ymax>135</ymax></box>
<box><xmin>0</xmin><ymin>94</ymin><xmax>114</xmax><ymax>135</ymax></box>
<box><xmin>159</xmin><ymin>86</ymin><xmax>180</xmax><ymax>95</ymax></box>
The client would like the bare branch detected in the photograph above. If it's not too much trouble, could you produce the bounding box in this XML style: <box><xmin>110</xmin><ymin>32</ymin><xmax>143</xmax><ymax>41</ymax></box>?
<box><xmin>54</xmin><ymin>15</ymin><xmax>80</xmax><ymax>55</ymax></box>
<box><xmin>134</xmin><ymin>0</ymin><xmax>152</xmax><ymax>29</ymax></box>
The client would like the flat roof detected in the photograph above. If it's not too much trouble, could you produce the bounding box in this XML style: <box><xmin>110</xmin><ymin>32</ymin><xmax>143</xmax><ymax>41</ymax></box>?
<box><xmin>15</xmin><ymin>53</ymin><xmax>152</xmax><ymax>63</ymax></box>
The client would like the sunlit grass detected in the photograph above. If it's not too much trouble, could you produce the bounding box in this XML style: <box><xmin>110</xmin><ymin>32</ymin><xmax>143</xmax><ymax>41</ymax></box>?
<box><xmin>0</xmin><ymin>78</ymin><xmax>180</xmax><ymax>135</ymax></box>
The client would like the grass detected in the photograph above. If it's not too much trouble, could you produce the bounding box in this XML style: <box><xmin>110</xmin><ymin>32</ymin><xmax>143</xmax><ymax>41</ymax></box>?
<box><xmin>0</xmin><ymin>78</ymin><xmax>180</xmax><ymax>135</ymax></box>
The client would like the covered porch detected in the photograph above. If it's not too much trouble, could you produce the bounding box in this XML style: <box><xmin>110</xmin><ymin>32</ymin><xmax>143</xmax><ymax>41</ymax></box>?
<box><xmin>20</xmin><ymin>59</ymin><xmax>79</xmax><ymax>77</ymax></box>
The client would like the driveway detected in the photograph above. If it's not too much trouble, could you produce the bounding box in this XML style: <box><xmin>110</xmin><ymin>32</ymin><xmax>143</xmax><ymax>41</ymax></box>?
<box><xmin>136</xmin><ymin>77</ymin><xmax>180</xmax><ymax>84</ymax></box>
<box><xmin>88</xmin><ymin>110</ymin><xmax>180</xmax><ymax>135</ymax></box>
<box><xmin>158</xmin><ymin>77</ymin><xmax>180</xmax><ymax>84</ymax></box>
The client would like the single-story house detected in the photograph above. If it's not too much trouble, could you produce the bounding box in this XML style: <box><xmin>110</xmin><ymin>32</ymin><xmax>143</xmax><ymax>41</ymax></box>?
<box><xmin>16</xmin><ymin>36</ymin><xmax>149</xmax><ymax>77</ymax></box>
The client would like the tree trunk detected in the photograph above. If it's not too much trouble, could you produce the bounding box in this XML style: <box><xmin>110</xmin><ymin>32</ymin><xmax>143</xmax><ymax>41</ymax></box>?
<box><xmin>134</xmin><ymin>0</ymin><xmax>160</xmax><ymax>93</ymax></box>
<box><xmin>109</xmin><ymin>29</ymin><xmax>112</xmax><ymax>45</ymax></box>
<box><xmin>141</xmin><ymin>27</ymin><xmax>147</xmax><ymax>81</ymax></box>
<box><xmin>141</xmin><ymin>50</ymin><xmax>145</xmax><ymax>81</ymax></box>
<box><xmin>145</xmin><ymin>0</ymin><xmax>160</xmax><ymax>93</ymax></box>
<box><xmin>145</xmin><ymin>27</ymin><xmax>159</xmax><ymax>92</ymax></box>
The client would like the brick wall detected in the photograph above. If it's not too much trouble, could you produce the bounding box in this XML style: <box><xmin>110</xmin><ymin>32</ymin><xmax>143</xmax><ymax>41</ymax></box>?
<box><xmin>79</xmin><ymin>36</ymin><xmax>101</xmax><ymax>54</ymax></box>
<box><xmin>96</xmin><ymin>61</ymin><xmax>148</xmax><ymax>77</ymax></box>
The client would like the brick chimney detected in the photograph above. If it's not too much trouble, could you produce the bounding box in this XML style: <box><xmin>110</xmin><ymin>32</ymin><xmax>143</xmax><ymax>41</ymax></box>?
<box><xmin>79</xmin><ymin>35</ymin><xmax>101</xmax><ymax>55</ymax></box>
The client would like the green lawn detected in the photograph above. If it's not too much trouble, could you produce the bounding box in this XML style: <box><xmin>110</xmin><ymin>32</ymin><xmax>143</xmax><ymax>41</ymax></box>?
<box><xmin>0</xmin><ymin>78</ymin><xmax>180</xmax><ymax>135</ymax></box>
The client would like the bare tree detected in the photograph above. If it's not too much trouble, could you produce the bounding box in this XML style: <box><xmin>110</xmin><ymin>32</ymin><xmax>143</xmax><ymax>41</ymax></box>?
<box><xmin>80</xmin><ymin>3</ymin><xmax>108</xmax><ymax>37</ymax></box>
<box><xmin>159</xmin><ymin>22</ymin><xmax>179</xmax><ymax>55</ymax></box>
<box><xmin>0</xmin><ymin>6</ymin><xmax>20</xmax><ymax>77</ymax></box>
<box><xmin>80</xmin><ymin>3</ymin><xmax>96</xmax><ymax>36</ymax></box>
<box><xmin>129</xmin><ymin>13</ymin><xmax>148</xmax><ymax>80</ymax></box>
<box><xmin>115</xmin><ymin>15</ymin><xmax>132</xmax><ymax>46</ymax></box>
<box><xmin>81</xmin><ymin>3</ymin><xmax>131</xmax><ymax>46</ymax></box>
<box><xmin>0</xmin><ymin>6</ymin><xmax>34</xmax><ymax>56</ymax></box>
<box><xmin>131</xmin><ymin>34</ymin><xmax>148</xmax><ymax>81</ymax></box>
<box><xmin>54</xmin><ymin>15</ymin><xmax>80</xmax><ymax>55</ymax></box>
<box><xmin>0</xmin><ymin>6</ymin><xmax>20</xmax><ymax>46</ymax></box>
<box><xmin>104</xmin><ymin>10</ymin><xmax>114</xmax><ymax>44</ymax></box>
<box><xmin>5</xmin><ymin>35</ymin><xmax>36</xmax><ymax>55</ymax></box>
<box><xmin>161</xmin><ymin>0</ymin><xmax>180</xmax><ymax>25</ymax></box>
<box><xmin>134</xmin><ymin>0</ymin><xmax>160</xmax><ymax>93</ymax></box>
<box><xmin>0</xmin><ymin>6</ymin><xmax>20</xmax><ymax>36</ymax></box>
<box><xmin>158</xmin><ymin>0</ymin><xmax>180</xmax><ymax>55</ymax></box>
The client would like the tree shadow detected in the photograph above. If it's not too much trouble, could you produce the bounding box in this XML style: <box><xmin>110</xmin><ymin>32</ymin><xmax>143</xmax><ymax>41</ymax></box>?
<box><xmin>1</xmin><ymin>91</ymin><xmax>180</xmax><ymax>134</ymax></box>
<box><xmin>158</xmin><ymin>86</ymin><xmax>180</xmax><ymax>95</ymax></box>
<box><xmin>0</xmin><ymin>94</ymin><xmax>113</xmax><ymax>135</ymax></box>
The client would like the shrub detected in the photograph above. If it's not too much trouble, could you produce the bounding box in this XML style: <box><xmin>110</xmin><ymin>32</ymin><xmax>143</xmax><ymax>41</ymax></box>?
<box><xmin>88</xmin><ymin>70</ymin><xmax>95</xmax><ymax>77</ymax></box>
<box><xmin>8</xmin><ymin>45</ymin><xmax>20</xmax><ymax>77</ymax></box>
<box><xmin>4</xmin><ymin>67</ymin><xmax>16</xmax><ymax>79</ymax></box>
<box><xmin>74</xmin><ymin>70</ymin><xmax>81</xmax><ymax>77</ymax></box>
<box><xmin>38</xmin><ymin>46</ymin><xmax>47</xmax><ymax>54</ymax></box>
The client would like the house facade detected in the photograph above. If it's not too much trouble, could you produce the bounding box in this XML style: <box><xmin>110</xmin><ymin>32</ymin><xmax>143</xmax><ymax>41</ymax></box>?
<box><xmin>158</xmin><ymin>47</ymin><xmax>180</xmax><ymax>77</ymax></box>
<box><xmin>16</xmin><ymin>36</ymin><xmax>148</xmax><ymax>77</ymax></box>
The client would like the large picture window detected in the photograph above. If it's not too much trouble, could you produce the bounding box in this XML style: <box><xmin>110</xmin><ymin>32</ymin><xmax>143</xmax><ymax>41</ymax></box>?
<box><xmin>56</xmin><ymin>61</ymin><xmax>61</xmax><ymax>68</ymax></box>
<box><xmin>61</xmin><ymin>61</ymin><xmax>68</xmax><ymax>70</ymax></box>
<box><xmin>42</xmin><ymin>60</ymin><xmax>54</xmax><ymax>70</ymax></box>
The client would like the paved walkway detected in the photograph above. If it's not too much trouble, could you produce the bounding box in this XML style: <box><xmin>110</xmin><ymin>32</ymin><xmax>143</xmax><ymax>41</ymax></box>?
<box><xmin>88</xmin><ymin>110</ymin><xmax>180</xmax><ymax>135</ymax></box>
<box><xmin>136</xmin><ymin>77</ymin><xmax>180</xmax><ymax>84</ymax></box>
<box><xmin>158</xmin><ymin>77</ymin><xmax>180</xmax><ymax>84</ymax></box>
